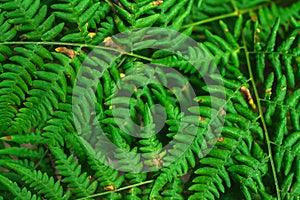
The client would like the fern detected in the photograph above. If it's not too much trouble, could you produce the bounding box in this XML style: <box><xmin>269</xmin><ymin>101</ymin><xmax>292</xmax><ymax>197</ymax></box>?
<box><xmin>0</xmin><ymin>174</ymin><xmax>41</xmax><ymax>200</ymax></box>
<box><xmin>0</xmin><ymin>0</ymin><xmax>64</xmax><ymax>41</ymax></box>
<box><xmin>0</xmin><ymin>0</ymin><xmax>300</xmax><ymax>199</ymax></box>
<box><xmin>3</xmin><ymin>162</ymin><xmax>70</xmax><ymax>200</ymax></box>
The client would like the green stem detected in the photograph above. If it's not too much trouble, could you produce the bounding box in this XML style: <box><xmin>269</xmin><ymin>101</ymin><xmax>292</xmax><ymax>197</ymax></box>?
<box><xmin>181</xmin><ymin>3</ymin><xmax>268</xmax><ymax>29</ymax></box>
<box><xmin>34</xmin><ymin>149</ymin><xmax>49</xmax><ymax>169</ymax></box>
<box><xmin>230</xmin><ymin>0</ymin><xmax>239</xmax><ymax>12</ymax></box>
<box><xmin>181</xmin><ymin>11</ymin><xmax>238</xmax><ymax>29</ymax></box>
<box><xmin>242</xmin><ymin>37</ymin><xmax>281</xmax><ymax>199</ymax></box>
<box><xmin>76</xmin><ymin>179</ymin><xmax>154</xmax><ymax>200</ymax></box>
<box><xmin>1</xmin><ymin>41</ymin><xmax>152</xmax><ymax>62</ymax></box>
<box><xmin>248</xmin><ymin>51</ymin><xmax>298</xmax><ymax>57</ymax></box>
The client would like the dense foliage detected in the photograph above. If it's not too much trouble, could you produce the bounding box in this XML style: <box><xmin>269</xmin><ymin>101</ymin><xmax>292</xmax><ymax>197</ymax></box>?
<box><xmin>0</xmin><ymin>0</ymin><xmax>299</xmax><ymax>199</ymax></box>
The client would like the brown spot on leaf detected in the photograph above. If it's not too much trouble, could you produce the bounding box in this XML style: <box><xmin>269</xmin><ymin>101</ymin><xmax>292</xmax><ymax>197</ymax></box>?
<box><xmin>152</xmin><ymin>0</ymin><xmax>163</xmax><ymax>6</ymax></box>
<box><xmin>199</xmin><ymin>117</ymin><xmax>206</xmax><ymax>122</ymax></box>
<box><xmin>181</xmin><ymin>84</ymin><xmax>187</xmax><ymax>92</ymax></box>
<box><xmin>55</xmin><ymin>47</ymin><xmax>76</xmax><ymax>58</ymax></box>
<box><xmin>221</xmin><ymin>109</ymin><xmax>226</xmax><ymax>116</ymax></box>
<box><xmin>266</xmin><ymin>88</ymin><xmax>272</xmax><ymax>94</ymax></box>
<box><xmin>5</xmin><ymin>136</ymin><xmax>12</xmax><ymax>140</ymax></box>
<box><xmin>104</xmin><ymin>185</ymin><xmax>115</xmax><ymax>191</ymax></box>
<box><xmin>240</xmin><ymin>86</ymin><xmax>256</xmax><ymax>109</ymax></box>
<box><xmin>250</xmin><ymin>14</ymin><xmax>257</xmax><ymax>21</ymax></box>
<box><xmin>88</xmin><ymin>32</ymin><xmax>96</xmax><ymax>39</ymax></box>
<box><xmin>152</xmin><ymin>155</ymin><xmax>163</xmax><ymax>167</ymax></box>
<box><xmin>103</xmin><ymin>36</ymin><xmax>124</xmax><ymax>50</ymax></box>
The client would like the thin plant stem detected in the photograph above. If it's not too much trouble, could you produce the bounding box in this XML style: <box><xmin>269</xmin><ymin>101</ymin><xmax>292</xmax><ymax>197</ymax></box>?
<box><xmin>242</xmin><ymin>36</ymin><xmax>281</xmax><ymax>200</ymax></box>
<box><xmin>181</xmin><ymin>3</ymin><xmax>269</xmax><ymax>29</ymax></box>
<box><xmin>1</xmin><ymin>41</ymin><xmax>152</xmax><ymax>62</ymax></box>
<box><xmin>75</xmin><ymin>179</ymin><xmax>154</xmax><ymax>200</ymax></box>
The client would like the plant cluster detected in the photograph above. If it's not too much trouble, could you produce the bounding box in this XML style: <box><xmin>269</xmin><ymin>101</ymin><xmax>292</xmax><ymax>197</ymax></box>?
<box><xmin>0</xmin><ymin>0</ymin><xmax>299</xmax><ymax>199</ymax></box>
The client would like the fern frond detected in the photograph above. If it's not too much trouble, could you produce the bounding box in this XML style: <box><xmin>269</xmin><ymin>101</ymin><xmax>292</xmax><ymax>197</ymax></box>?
<box><xmin>112</xmin><ymin>0</ymin><xmax>193</xmax><ymax>31</ymax></box>
<box><xmin>0</xmin><ymin>44</ymin><xmax>56</xmax><ymax>134</ymax></box>
<box><xmin>0</xmin><ymin>0</ymin><xmax>64</xmax><ymax>40</ymax></box>
<box><xmin>0</xmin><ymin>12</ymin><xmax>16</xmax><ymax>41</ymax></box>
<box><xmin>3</xmin><ymin>163</ymin><xmax>70</xmax><ymax>200</ymax></box>
<box><xmin>274</xmin><ymin>131</ymin><xmax>300</xmax><ymax>176</ymax></box>
<box><xmin>161</xmin><ymin>176</ymin><xmax>184</xmax><ymax>200</ymax></box>
<box><xmin>80</xmin><ymin>137</ymin><xmax>125</xmax><ymax>199</ymax></box>
<box><xmin>1</xmin><ymin>1</ymin><xmax>300</xmax><ymax>200</ymax></box>
<box><xmin>50</xmin><ymin>146</ymin><xmax>98</xmax><ymax>199</ymax></box>
<box><xmin>189</xmin><ymin>130</ymin><xmax>268</xmax><ymax>200</ymax></box>
<box><xmin>0</xmin><ymin>174</ymin><xmax>41</xmax><ymax>200</ymax></box>
<box><xmin>279</xmin><ymin>171</ymin><xmax>300</xmax><ymax>200</ymax></box>
<box><xmin>256</xmin><ymin>1</ymin><xmax>300</xmax><ymax>37</ymax></box>
<box><xmin>51</xmin><ymin>0</ymin><xmax>105</xmax><ymax>43</ymax></box>
<box><xmin>190</xmin><ymin>0</ymin><xmax>233</xmax><ymax>21</ymax></box>
<box><xmin>42</xmin><ymin>103</ymin><xmax>73</xmax><ymax>146</ymax></box>
<box><xmin>254</xmin><ymin>18</ymin><xmax>300</xmax><ymax>85</ymax></box>
<box><xmin>11</xmin><ymin>61</ymin><xmax>67</xmax><ymax>133</ymax></box>
<box><xmin>0</xmin><ymin>63</ymin><xmax>30</xmax><ymax>134</ymax></box>
<box><xmin>0</xmin><ymin>146</ymin><xmax>44</xmax><ymax>160</ymax></box>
